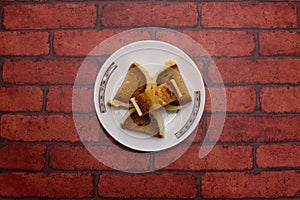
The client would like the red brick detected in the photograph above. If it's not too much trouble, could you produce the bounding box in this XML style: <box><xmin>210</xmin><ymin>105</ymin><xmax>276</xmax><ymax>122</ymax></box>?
<box><xmin>157</xmin><ymin>30</ymin><xmax>255</xmax><ymax>56</ymax></box>
<box><xmin>0</xmin><ymin>144</ymin><xmax>46</xmax><ymax>170</ymax></box>
<box><xmin>257</xmin><ymin>144</ymin><xmax>300</xmax><ymax>168</ymax></box>
<box><xmin>155</xmin><ymin>145</ymin><xmax>252</xmax><ymax>170</ymax></box>
<box><xmin>210</xmin><ymin>58</ymin><xmax>300</xmax><ymax>84</ymax></box>
<box><xmin>207</xmin><ymin>116</ymin><xmax>300</xmax><ymax>142</ymax></box>
<box><xmin>205</xmin><ymin>87</ymin><xmax>256</xmax><ymax>112</ymax></box>
<box><xmin>202</xmin><ymin>171</ymin><xmax>300</xmax><ymax>198</ymax></box>
<box><xmin>102</xmin><ymin>3</ymin><xmax>197</xmax><ymax>27</ymax></box>
<box><xmin>46</xmin><ymin>87</ymin><xmax>94</xmax><ymax>113</ymax></box>
<box><xmin>0</xmin><ymin>115</ymin><xmax>100</xmax><ymax>142</ymax></box>
<box><xmin>0</xmin><ymin>32</ymin><xmax>49</xmax><ymax>56</ymax></box>
<box><xmin>2</xmin><ymin>0</ymin><xmax>46</xmax><ymax>2</ymax></box>
<box><xmin>47</xmin><ymin>87</ymin><xmax>72</xmax><ymax>112</ymax></box>
<box><xmin>3</xmin><ymin>4</ymin><xmax>96</xmax><ymax>30</ymax></box>
<box><xmin>99</xmin><ymin>173</ymin><xmax>197</xmax><ymax>198</ymax></box>
<box><xmin>50</xmin><ymin>145</ymin><xmax>150</xmax><ymax>171</ymax></box>
<box><xmin>0</xmin><ymin>86</ymin><xmax>43</xmax><ymax>111</ymax></box>
<box><xmin>261</xmin><ymin>87</ymin><xmax>300</xmax><ymax>113</ymax></box>
<box><xmin>54</xmin><ymin>29</ymin><xmax>151</xmax><ymax>56</ymax></box>
<box><xmin>0</xmin><ymin>172</ymin><xmax>93</xmax><ymax>198</ymax></box>
<box><xmin>259</xmin><ymin>31</ymin><xmax>300</xmax><ymax>56</ymax></box>
<box><xmin>2</xmin><ymin>59</ymin><xmax>98</xmax><ymax>84</ymax></box>
<box><xmin>201</xmin><ymin>3</ymin><xmax>298</xmax><ymax>28</ymax></box>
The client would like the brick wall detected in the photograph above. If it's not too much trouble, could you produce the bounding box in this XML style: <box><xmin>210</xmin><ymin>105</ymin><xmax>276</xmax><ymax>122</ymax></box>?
<box><xmin>0</xmin><ymin>1</ymin><xmax>300</xmax><ymax>199</ymax></box>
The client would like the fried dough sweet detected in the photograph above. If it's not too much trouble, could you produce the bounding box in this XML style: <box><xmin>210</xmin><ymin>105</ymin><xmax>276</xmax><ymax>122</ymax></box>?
<box><xmin>107</xmin><ymin>62</ymin><xmax>152</xmax><ymax>108</ymax></box>
<box><xmin>120</xmin><ymin>108</ymin><xmax>164</xmax><ymax>137</ymax></box>
<box><xmin>154</xmin><ymin>60</ymin><xmax>192</xmax><ymax>110</ymax></box>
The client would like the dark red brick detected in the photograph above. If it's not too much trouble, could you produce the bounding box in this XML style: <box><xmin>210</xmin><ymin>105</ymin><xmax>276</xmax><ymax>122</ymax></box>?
<box><xmin>156</xmin><ymin>30</ymin><xmax>255</xmax><ymax>56</ymax></box>
<box><xmin>1</xmin><ymin>0</ymin><xmax>46</xmax><ymax>2</ymax></box>
<box><xmin>102</xmin><ymin>3</ymin><xmax>198</xmax><ymax>27</ymax></box>
<box><xmin>202</xmin><ymin>171</ymin><xmax>300</xmax><ymax>198</ymax></box>
<box><xmin>0</xmin><ymin>144</ymin><xmax>46</xmax><ymax>170</ymax></box>
<box><xmin>201</xmin><ymin>3</ymin><xmax>298</xmax><ymax>28</ymax></box>
<box><xmin>2</xmin><ymin>59</ymin><xmax>98</xmax><ymax>84</ymax></box>
<box><xmin>50</xmin><ymin>145</ymin><xmax>150</xmax><ymax>171</ymax></box>
<box><xmin>207</xmin><ymin>116</ymin><xmax>300</xmax><ymax>142</ymax></box>
<box><xmin>0</xmin><ymin>172</ymin><xmax>93</xmax><ymax>198</ymax></box>
<box><xmin>99</xmin><ymin>173</ymin><xmax>197</xmax><ymax>198</ymax></box>
<box><xmin>155</xmin><ymin>145</ymin><xmax>252</xmax><ymax>170</ymax></box>
<box><xmin>0</xmin><ymin>86</ymin><xmax>43</xmax><ymax>111</ymax></box>
<box><xmin>209</xmin><ymin>58</ymin><xmax>300</xmax><ymax>84</ymax></box>
<box><xmin>46</xmin><ymin>87</ymin><xmax>72</xmax><ymax>112</ymax></box>
<box><xmin>0</xmin><ymin>115</ymin><xmax>100</xmax><ymax>142</ymax></box>
<box><xmin>205</xmin><ymin>87</ymin><xmax>256</xmax><ymax>112</ymax></box>
<box><xmin>46</xmin><ymin>87</ymin><xmax>94</xmax><ymax>113</ymax></box>
<box><xmin>261</xmin><ymin>87</ymin><xmax>300</xmax><ymax>113</ymax></box>
<box><xmin>3</xmin><ymin>4</ymin><xmax>96</xmax><ymax>29</ymax></box>
<box><xmin>259</xmin><ymin>31</ymin><xmax>300</xmax><ymax>56</ymax></box>
<box><xmin>0</xmin><ymin>32</ymin><xmax>49</xmax><ymax>56</ymax></box>
<box><xmin>54</xmin><ymin>30</ymin><xmax>151</xmax><ymax>56</ymax></box>
<box><xmin>257</xmin><ymin>144</ymin><xmax>300</xmax><ymax>168</ymax></box>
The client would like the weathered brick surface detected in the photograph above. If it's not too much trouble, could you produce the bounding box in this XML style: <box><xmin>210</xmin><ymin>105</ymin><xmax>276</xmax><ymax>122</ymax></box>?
<box><xmin>0</xmin><ymin>173</ymin><xmax>93</xmax><ymax>198</ymax></box>
<box><xmin>205</xmin><ymin>87</ymin><xmax>256</xmax><ymax>112</ymax></box>
<box><xmin>99</xmin><ymin>173</ymin><xmax>197</xmax><ymax>198</ymax></box>
<box><xmin>256</xmin><ymin>144</ymin><xmax>300</xmax><ymax>168</ymax></box>
<box><xmin>0</xmin><ymin>32</ymin><xmax>49</xmax><ymax>56</ymax></box>
<box><xmin>207</xmin><ymin>116</ymin><xmax>300</xmax><ymax>142</ymax></box>
<box><xmin>259</xmin><ymin>31</ymin><xmax>300</xmax><ymax>56</ymax></box>
<box><xmin>46</xmin><ymin>87</ymin><xmax>94</xmax><ymax>113</ymax></box>
<box><xmin>202</xmin><ymin>171</ymin><xmax>300</xmax><ymax>198</ymax></box>
<box><xmin>3</xmin><ymin>4</ymin><xmax>97</xmax><ymax>29</ymax></box>
<box><xmin>1</xmin><ymin>115</ymin><xmax>100</xmax><ymax>142</ymax></box>
<box><xmin>102</xmin><ymin>3</ymin><xmax>198</xmax><ymax>27</ymax></box>
<box><xmin>201</xmin><ymin>3</ymin><xmax>298</xmax><ymax>28</ymax></box>
<box><xmin>156</xmin><ymin>30</ymin><xmax>255</xmax><ymax>56</ymax></box>
<box><xmin>2</xmin><ymin>59</ymin><xmax>96</xmax><ymax>84</ymax></box>
<box><xmin>261</xmin><ymin>87</ymin><xmax>300</xmax><ymax>113</ymax></box>
<box><xmin>155</xmin><ymin>145</ymin><xmax>253</xmax><ymax>170</ymax></box>
<box><xmin>0</xmin><ymin>144</ymin><xmax>46</xmax><ymax>170</ymax></box>
<box><xmin>1</xmin><ymin>0</ymin><xmax>46</xmax><ymax>2</ymax></box>
<box><xmin>54</xmin><ymin>30</ymin><xmax>151</xmax><ymax>56</ymax></box>
<box><xmin>0</xmin><ymin>86</ymin><xmax>43</xmax><ymax>111</ymax></box>
<box><xmin>50</xmin><ymin>145</ymin><xmax>150</xmax><ymax>171</ymax></box>
<box><xmin>210</xmin><ymin>58</ymin><xmax>300</xmax><ymax>84</ymax></box>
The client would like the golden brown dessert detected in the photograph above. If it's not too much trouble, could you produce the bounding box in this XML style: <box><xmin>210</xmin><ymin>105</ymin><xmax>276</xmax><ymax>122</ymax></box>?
<box><xmin>120</xmin><ymin>108</ymin><xmax>164</xmax><ymax>137</ymax></box>
<box><xmin>130</xmin><ymin>83</ymin><xmax>177</xmax><ymax>116</ymax></box>
<box><xmin>154</xmin><ymin>60</ymin><xmax>192</xmax><ymax>110</ymax></box>
<box><xmin>107</xmin><ymin>62</ymin><xmax>152</xmax><ymax>108</ymax></box>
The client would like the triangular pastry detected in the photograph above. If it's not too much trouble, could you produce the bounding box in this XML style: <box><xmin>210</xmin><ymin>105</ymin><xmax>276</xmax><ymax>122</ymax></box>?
<box><xmin>120</xmin><ymin>108</ymin><xmax>164</xmax><ymax>138</ymax></box>
<box><xmin>154</xmin><ymin>60</ymin><xmax>192</xmax><ymax>110</ymax></box>
<box><xmin>107</xmin><ymin>62</ymin><xmax>152</xmax><ymax>108</ymax></box>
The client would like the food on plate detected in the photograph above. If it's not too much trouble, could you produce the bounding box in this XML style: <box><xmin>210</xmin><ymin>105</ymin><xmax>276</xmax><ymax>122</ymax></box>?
<box><xmin>120</xmin><ymin>108</ymin><xmax>164</xmax><ymax>137</ymax></box>
<box><xmin>130</xmin><ymin>83</ymin><xmax>178</xmax><ymax>116</ymax></box>
<box><xmin>154</xmin><ymin>60</ymin><xmax>192</xmax><ymax>110</ymax></box>
<box><xmin>107</xmin><ymin>61</ymin><xmax>152</xmax><ymax>108</ymax></box>
<box><xmin>106</xmin><ymin>60</ymin><xmax>192</xmax><ymax>138</ymax></box>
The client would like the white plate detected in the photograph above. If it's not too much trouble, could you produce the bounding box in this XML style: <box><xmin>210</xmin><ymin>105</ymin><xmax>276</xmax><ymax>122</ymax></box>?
<box><xmin>94</xmin><ymin>40</ymin><xmax>205</xmax><ymax>152</ymax></box>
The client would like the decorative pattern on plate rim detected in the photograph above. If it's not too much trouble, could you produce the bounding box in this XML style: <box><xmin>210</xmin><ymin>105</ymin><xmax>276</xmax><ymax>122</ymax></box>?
<box><xmin>175</xmin><ymin>91</ymin><xmax>201</xmax><ymax>139</ymax></box>
<box><xmin>99</xmin><ymin>62</ymin><xmax>118</xmax><ymax>113</ymax></box>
